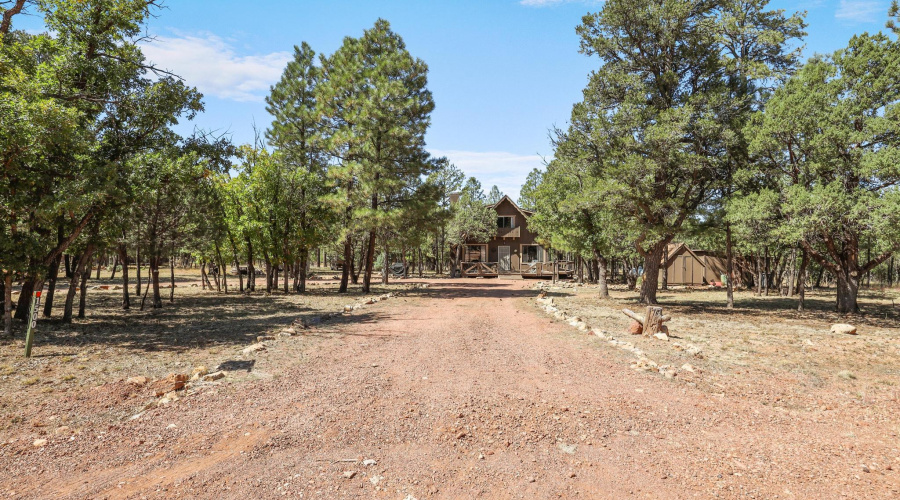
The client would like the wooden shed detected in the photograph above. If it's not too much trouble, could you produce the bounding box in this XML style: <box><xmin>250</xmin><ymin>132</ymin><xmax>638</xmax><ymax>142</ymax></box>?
<box><xmin>659</xmin><ymin>243</ymin><xmax>733</xmax><ymax>286</ymax></box>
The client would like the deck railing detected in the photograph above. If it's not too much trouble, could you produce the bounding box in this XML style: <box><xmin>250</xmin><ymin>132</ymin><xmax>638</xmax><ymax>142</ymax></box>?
<box><xmin>462</xmin><ymin>261</ymin><xmax>500</xmax><ymax>277</ymax></box>
<box><xmin>520</xmin><ymin>261</ymin><xmax>576</xmax><ymax>276</ymax></box>
<box><xmin>496</xmin><ymin>226</ymin><xmax>521</xmax><ymax>238</ymax></box>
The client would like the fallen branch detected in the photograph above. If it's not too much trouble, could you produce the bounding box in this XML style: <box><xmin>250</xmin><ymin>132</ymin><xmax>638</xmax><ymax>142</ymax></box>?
<box><xmin>622</xmin><ymin>308</ymin><xmax>644</xmax><ymax>324</ymax></box>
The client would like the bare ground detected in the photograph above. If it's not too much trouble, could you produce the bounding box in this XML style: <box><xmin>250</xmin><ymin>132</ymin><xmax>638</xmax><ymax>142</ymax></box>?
<box><xmin>1</xmin><ymin>278</ymin><xmax>899</xmax><ymax>499</ymax></box>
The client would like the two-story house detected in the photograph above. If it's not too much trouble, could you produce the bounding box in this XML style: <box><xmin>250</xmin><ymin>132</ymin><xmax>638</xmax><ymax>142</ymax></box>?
<box><xmin>461</xmin><ymin>195</ymin><xmax>569</xmax><ymax>278</ymax></box>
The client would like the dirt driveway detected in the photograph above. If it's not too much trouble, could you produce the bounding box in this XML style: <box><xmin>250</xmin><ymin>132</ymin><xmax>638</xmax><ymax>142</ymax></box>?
<box><xmin>2</xmin><ymin>279</ymin><xmax>898</xmax><ymax>499</ymax></box>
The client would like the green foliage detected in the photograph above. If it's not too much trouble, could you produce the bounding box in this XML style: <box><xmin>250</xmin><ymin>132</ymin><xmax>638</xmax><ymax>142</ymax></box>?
<box><xmin>745</xmin><ymin>29</ymin><xmax>900</xmax><ymax>311</ymax></box>
<box><xmin>447</xmin><ymin>190</ymin><xmax>495</xmax><ymax>247</ymax></box>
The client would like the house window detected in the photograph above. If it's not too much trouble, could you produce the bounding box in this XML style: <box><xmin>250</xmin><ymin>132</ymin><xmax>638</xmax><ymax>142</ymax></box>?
<box><xmin>522</xmin><ymin>245</ymin><xmax>543</xmax><ymax>263</ymax></box>
<box><xmin>497</xmin><ymin>216</ymin><xmax>513</xmax><ymax>228</ymax></box>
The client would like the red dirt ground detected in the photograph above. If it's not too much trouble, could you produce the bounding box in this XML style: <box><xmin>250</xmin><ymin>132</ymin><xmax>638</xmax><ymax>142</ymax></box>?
<box><xmin>1</xmin><ymin>279</ymin><xmax>899</xmax><ymax>499</ymax></box>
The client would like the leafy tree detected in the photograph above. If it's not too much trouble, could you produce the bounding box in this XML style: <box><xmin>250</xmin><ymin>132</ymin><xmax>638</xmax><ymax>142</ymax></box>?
<box><xmin>517</xmin><ymin>168</ymin><xmax>543</xmax><ymax>211</ymax></box>
<box><xmin>426</xmin><ymin>159</ymin><xmax>465</xmax><ymax>274</ymax></box>
<box><xmin>266</xmin><ymin>42</ymin><xmax>334</xmax><ymax>292</ymax></box>
<box><xmin>747</xmin><ymin>31</ymin><xmax>900</xmax><ymax>312</ymax></box>
<box><xmin>318</xmin><ymin>19</ymin><xmax>436</xmax><ymax>293</ymax></box>
<box><xmin>712</xmin><ymin>0</ymin><xmax>806</xmax><ymax>308</ymax></box>
<box><xmin>447</xmin><ymin>183</ymin><xmax>495</xmax><ymax>277</ymax></box>
<box><xmin>1</xmin><ymin>0</ymin><xmax>201</xmax><ymax>331</ymax></box>
<box><xmin>575</xmin><ymin>0</ymin><xmax>731</xmax><ymax>304</ymax></box>
<box><xmin>487</xmin><ymin>185</ymin><xmax>504</xmax><ymax>204</ymax></box>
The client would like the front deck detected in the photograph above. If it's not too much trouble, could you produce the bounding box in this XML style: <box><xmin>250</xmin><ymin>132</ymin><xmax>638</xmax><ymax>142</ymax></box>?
<box><xmin>460</xmin><ymin>261</ymin><xmax>576</xmax><ymax>279</ymax></box>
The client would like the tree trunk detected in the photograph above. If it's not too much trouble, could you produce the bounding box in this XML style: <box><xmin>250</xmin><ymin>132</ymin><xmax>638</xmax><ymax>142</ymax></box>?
<box><xmin>764</xmin><ymin>246</ymin><xmax>770</xmax><ymax>296</ymax></box>
<box><xmin>639</xmin><ymin>241</ymin><xmax>668</xmax><ymax>305</ymax></box>
<box><xmin>43</xmin><ymin>254</ymin><xmax>63</xmax><ymax>317</ymax></box>
<box><xmin>362</xmin><ymin>229</ymin><xmax>377</xmax><ymax>293</ymax></box>
<box><xmin>889</xmin><ymin>256</ymin><xmax>895</xmax><ymax>288</ymax></box>
<box><xmin>725</xmin><ymin>223</ymin><xmax>734</xmax><ymax>308</ymax></box>
<box><xmin>151</xmin><ymin>257</ymin><xmax>162</xmax><ymax>309</ymax></box>
<box><xmin>65</xmin><ymin>254</ymin><xmax>73</xmax><ymax>279</ymax></box>
<box><xmin>169</xmin><ymin>255</ymin><xmax>175</xmax><ymax>303</ymax></box>
<box><xmin>834</xmin><ymin>267</ymin><xmax>861</xmax><ymax>313</ymax></box>
<box><xmin>787</xmin><ymin>248</ymin><xmax>797</xmax><ymax>297</ymax></box>
<box><xmin>661</xmin><ymin>249</ymin><xmax>669</xmax><ymax>291</ymax></box>
<box><xmin>109</xmin><ymin>255</ymin><xmax>119</xmax><ymax>280</ymax></box>
<box><xmin>3</xmin><ymin>274</ymin><xmax>12</xmax><ymax>338</ymax></box>
<box><xmin>299</xmin><ymin>248</ymin><xmax>309</xmax><ymax>293</ymax></box>
<box><xmin>814</xmin><ymin>265</ymin><xmax>824</xmax><ymax>289</ymax></box>
<box><xmin>200</xmin><ymin>261</ymin><xmax>209</xmax><ymax>290</ymax></box>
<box><xmin>594</xmin><ymin>249</ymin><xmax>609</xmax><ymax>299</ymax></box>
<box><xmin>63</xmin><ymin>247</ymin><xmax>93</xmax><ymax>323</ymax></box>
<box><xmin>381</xmin><ymin>245</ymin><xmax>390</xmax><ymax>285</ymax></box>
<box><xmin>135</xmin><ymin>242</ymin><xmax>142</xmax><ymax>298</ymax></box>
<box><xmin>263</xmin><ymin>252</ymin><xmax>272</xmax><ymax>294</ymax></box>
<box><xmin>755</xmin><ymin>251</ymin><xmax>762</xmax><ymax>296</ymax></box>
<box><xmin>623</xmin><ymin>258</ymin><xmax>637</xmax><ymax>291</ymax></box>
<box><xmin>14</xmin><ymin>278</ymin><xmax>35</xmax><ymax>320</ymax></box>
<box><xmin>95</xmin><ymin>257</ymin><xmax>102</xmax><ymax>280</ymax></box>
<box><xmin>339</xmin><ymin>237</ymin><xmax>352</xmax><ymax>294</ymax></box>
<box><xmin>78</xmin><ymin>253</ymin><xmax>94</xmax><ymax>318</ymax></box>
<box><xmin>797</xmin><ymin>263</ymin><xmax>807</xmax><ymax>312</ymax></box>
<box><xmin>794</xmin><ymin>248</ymin><xmax>809</xmax><ymax>296</ymax></box>
<box><xmin>246</xmin><ymin>238</ymin><xmax>255</xmax><ymax>292</ymax></box>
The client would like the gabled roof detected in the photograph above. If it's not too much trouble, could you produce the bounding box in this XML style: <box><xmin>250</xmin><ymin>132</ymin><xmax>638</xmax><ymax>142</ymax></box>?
<box><xmin>490</xmin><ymin>194</ymin><xmax>534</xmax><ymax>217</ymax></box>
<box><xmin>665</xmin><ymin>242</ymin><xmax>703</xmax><ymax>263</ymax></box>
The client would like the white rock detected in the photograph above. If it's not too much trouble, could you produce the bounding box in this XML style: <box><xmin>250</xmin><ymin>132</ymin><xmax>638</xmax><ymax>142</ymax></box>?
<box><xmin>681</xmin><ymin>363</ymin><xmax>695</xmax><ymax>373</ymax></box>
<box><xmin>202</xmin><ymin>371</ymin><xmax>225</xmax><ymax>382</ymax></box>
<box><xmin>653</xmin><ymin>332</ymin><xmax>669</xmax><ymax>341</ymax></box>
<box><xmin>342</xmin><ymin>470</ymin><xmax>356</xmax><ymax>479</ymax></box>
<box><xmin>362</xmin><ymin>458</ymin><xmax>377</xmax><ymax>466</ymax></box>
<box><xmin>369</xmin><ymin>475</ymin><xmax>383</xmax><ymax>485</ymax></box>
<box><xmin>242</xmin><ymin>343</ymin><xmax>266</xmax><ymax>355</ymax></box>
<box><xmin>830</xmin><ymin>323</ymin><xmax>857</xmax><ymax>335</ymax></box>
<box><xmin>33</xmin><ymin>439</ymin><xmax>48</xmax><ymax>447</ymax></box>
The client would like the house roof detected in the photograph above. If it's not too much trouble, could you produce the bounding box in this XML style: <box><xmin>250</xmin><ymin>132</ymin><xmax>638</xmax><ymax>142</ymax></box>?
<box><xmin>490</xmin><ymin>195</ymin><xmax>534</xmax><ymax>217</ymax></box>
<box><xmin>665</xmin><ymin>242</ymin><xmax>703</xmax><ymax>263</ymax></box>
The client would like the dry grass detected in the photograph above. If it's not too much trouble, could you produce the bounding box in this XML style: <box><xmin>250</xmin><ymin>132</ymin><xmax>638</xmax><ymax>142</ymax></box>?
<box><xmin>538</xmin><ymin>284</ymin><xmax>900</xmax><ymax>414</ymax></box>
<box><xmin>0</xmin><ymin>269</ymin><xmax>421</xmax><ymax>435</ymax></box>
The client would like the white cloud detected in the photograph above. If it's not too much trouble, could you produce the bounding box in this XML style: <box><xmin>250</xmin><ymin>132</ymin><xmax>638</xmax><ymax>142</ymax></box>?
<box><xmin>140</xmin><ymin>33</ymin><xmax>291</xmax><ymax>102</ymax></box>
<box><xmin>835</xmin><ymin>0</ymin><xmax>885</xmax><ymax>24</ymax></box>
<box><xmin>430</xmin><ymin>149</ymin><xmax>546</xmax><ymax>201</ymax></box>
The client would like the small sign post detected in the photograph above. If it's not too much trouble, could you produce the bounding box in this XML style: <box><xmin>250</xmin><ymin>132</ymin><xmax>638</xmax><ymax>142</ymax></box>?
<box><xmin>24</xmin><ymin>290</ymin><xmax>42</xmax><ymax>358</ymax></box>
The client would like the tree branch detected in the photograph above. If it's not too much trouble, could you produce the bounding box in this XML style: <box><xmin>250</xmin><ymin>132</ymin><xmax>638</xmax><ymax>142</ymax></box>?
<box><xmin>0</xmin><ymin>0</ymin><xmax>27</xmax><ymax>35</ymax></box>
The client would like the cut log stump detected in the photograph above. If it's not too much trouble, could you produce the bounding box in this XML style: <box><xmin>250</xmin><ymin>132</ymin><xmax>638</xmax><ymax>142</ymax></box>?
<box><xmin>622</xmin><ymin>306</ymin><xmax>672</xmax><ymax>336</ymax></box>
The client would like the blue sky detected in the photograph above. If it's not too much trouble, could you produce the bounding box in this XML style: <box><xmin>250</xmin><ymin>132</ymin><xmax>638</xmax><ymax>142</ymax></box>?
<box><xmin>15</xmin><ymin>0</ymin><xmax>897</xmax><ymax>199</ymax></box>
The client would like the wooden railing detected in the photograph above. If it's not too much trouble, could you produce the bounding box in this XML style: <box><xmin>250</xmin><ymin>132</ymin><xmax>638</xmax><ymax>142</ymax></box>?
<box><xmin>496</xmin><ymin>226</ymin><xmax>521</xmax><ymax>238</ymax></box>
<box><xmin>462</xmin><ymin>261</ymin><xmax>500</xmax><ymax>277</ymax></box>
<box><xmin>520</xmin><ymin>261</ymin><xmax>576</xmax><ymax>276</ymax></box>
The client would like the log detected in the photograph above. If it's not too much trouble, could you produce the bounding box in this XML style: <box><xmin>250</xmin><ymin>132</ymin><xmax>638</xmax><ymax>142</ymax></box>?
<box><xmin>622</xmin><ymin>308</ymin><xmax>644</xmax><ymax>324</ymax></box>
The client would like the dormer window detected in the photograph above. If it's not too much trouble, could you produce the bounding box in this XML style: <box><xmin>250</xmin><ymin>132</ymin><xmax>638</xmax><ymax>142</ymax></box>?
<box><xmin>497</xmin><ymin>216</ymin><xmax>513</xmax><ymax>228</ymax></box>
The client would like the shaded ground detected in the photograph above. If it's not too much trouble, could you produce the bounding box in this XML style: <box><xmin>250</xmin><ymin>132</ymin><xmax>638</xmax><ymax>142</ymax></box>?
<box><xmin>1</xmin><ymin>279</ymin><xmax>899</xmax><ymax>499</ymax></box>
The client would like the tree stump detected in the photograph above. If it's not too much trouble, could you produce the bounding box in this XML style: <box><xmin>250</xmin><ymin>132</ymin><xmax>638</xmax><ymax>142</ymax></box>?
<box><xmin>643</xmin><ymin>306</ymin><xmax>665</xmax><ymax>335</ymax></box>
<box><xmin>622</xmin><ymin>306</ymin><xmax>672</xmax><ymax>336</ymax></box>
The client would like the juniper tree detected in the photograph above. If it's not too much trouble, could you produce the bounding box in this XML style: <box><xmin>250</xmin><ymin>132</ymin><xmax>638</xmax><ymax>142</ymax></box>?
<box><xmin>747</xmin><ymin>31</ymin><xmax>900</xmax><ymax>313</ymax></box>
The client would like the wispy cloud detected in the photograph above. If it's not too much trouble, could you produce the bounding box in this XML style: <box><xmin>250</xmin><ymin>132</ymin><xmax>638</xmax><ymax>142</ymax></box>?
<box><xmin>835</xmin><ymin>0</ymin><xmax>886</xmax><ymax>24</ymax></box>
<box><xmin>430</xmin><ymin>149</ymin><xmax>546</xmax><ymax>201</ymax></box>
<box><xmin>140</xmin><ymin>33</ymin><xmax>291</xmax><ymax>102</ymax></box>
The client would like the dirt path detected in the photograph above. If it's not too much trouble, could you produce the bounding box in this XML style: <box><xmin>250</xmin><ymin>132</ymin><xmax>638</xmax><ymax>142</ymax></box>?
<box><xmin>2</xmin><ymin>280</ymin><xmax>898</xmax><ymax>499</ymax></box>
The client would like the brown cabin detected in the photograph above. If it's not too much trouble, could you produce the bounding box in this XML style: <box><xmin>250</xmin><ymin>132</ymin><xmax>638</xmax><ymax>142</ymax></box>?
<box><xmin>660</xmin><ymin>243</ymin><xmax>728</xmax><ymax>286</ymax></box>
<box><xmin>461</xmin><ymin>195</ymin><xmax>573</xmax><ymax>278</ymax></box>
